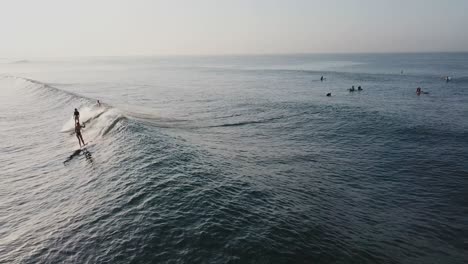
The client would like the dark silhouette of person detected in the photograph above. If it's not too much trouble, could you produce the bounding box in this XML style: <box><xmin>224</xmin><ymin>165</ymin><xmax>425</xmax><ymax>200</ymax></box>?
<box><xmin>74</xmin><ymin>108</ymin><xmax>80</xmax><ymax>124</ymax></box>
<box><xmin>75</xmin><ymin>122</ymin><xmax>86</xmax><ymax>147</ymax></box>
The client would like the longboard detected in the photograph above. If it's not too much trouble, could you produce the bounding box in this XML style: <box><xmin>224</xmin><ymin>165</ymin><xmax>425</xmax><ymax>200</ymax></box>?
<box><xmin>81</xmin><ymin>142</ymin><xmax>95</xmax><ymax>149</ymax></box>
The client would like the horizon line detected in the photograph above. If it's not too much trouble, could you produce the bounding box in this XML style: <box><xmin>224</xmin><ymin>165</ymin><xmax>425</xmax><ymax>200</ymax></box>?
<box><xmin>2</xmin><ymin>50</ymin><xmax>468</xmax><ymax>60</ymax></box>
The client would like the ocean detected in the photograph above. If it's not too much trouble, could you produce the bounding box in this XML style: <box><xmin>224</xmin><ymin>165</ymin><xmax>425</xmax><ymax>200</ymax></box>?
<box><xmin>1</xmin><ymin>53</ymin><xmax>467</xmax><ymax>264</ymax></box>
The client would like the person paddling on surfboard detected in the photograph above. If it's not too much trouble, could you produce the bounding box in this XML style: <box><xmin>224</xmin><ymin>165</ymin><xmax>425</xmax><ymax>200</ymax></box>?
<box><xmin>74</xmin><ymin>108</ymin><xmax>80</xmax><ymax>124</ymax></box>
<box><xmin>75</xmin><ymin>122</ymin><xmax>86</xmax><ymax>147</ymax></box>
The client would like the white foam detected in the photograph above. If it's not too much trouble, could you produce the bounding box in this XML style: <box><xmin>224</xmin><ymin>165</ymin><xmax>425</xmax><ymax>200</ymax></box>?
<box><xmin>61</xmin><ymin>106</ymin><xmax>106</xmax><ymax>133</ymax></box>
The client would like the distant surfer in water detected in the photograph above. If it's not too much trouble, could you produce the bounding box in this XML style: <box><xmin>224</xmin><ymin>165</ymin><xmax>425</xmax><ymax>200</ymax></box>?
<box><xmin>321</xmin><ymin>76</ymin><xmax>324</xmax><ymax>82</ymax></box>
<box><xmin>97</xmin><ymin>100</ymin><xmax>101</xmax><ymax>107</ymax></box>
<box><xmin>75</xmin><ymin>122</ymin><xmax>86</xmax><ymax>147</ymax></box>
<box><xmin>416</xmin><ymin>87</ymin><xmax>422</xmax><ymax>95</ymax></box>
<box><xmin>74</xmin><ymin>108</ymin><xmax>80</xmax><ymax>124</ymax></box>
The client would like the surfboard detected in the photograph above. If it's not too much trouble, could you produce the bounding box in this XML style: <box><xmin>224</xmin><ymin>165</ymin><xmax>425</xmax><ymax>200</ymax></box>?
<box><xmin>81</xmin><ymin>142</ymin><xmax>96</xmax><ymax>149</ymax></box>
<box><xmin>81</xmin><ymin>143</ymin><xmax>91</xmax><ymax>149</ymax></box>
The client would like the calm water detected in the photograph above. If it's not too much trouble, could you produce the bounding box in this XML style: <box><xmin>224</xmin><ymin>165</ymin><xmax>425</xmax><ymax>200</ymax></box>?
<box><xmin>1</xmin><ymin>53</ymin><xmax>467</xmax><ymax>264</ymax></box>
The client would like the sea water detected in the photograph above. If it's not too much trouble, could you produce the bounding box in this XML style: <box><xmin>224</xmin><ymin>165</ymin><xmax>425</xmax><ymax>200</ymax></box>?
<box><xmin>1</xmin><ymin>53</ymin><xmax>467</xmax><ymax>263</ymax></box>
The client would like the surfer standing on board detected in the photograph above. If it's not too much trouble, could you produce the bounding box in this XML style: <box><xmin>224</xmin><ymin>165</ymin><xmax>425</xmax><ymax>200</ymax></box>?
<box><xmin>74</xmin><ymin>108</ymin><xmax>80</xmax><ymax>124</ymax></box>
<box><xmin>75</xmin><ymin>122</ymin><xmax>86</xmax><ymax>147</ymax></box>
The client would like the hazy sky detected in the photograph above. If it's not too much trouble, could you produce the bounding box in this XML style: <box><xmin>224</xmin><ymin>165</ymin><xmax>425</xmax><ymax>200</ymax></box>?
<box><xmin>1</xmin><ymin>0</ymin><xmax>467</xmax><ymax>57</ymax></box>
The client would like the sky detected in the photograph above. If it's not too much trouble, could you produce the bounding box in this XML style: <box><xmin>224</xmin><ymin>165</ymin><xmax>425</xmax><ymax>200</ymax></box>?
<box><xmin>0</xmin><ymin>0</ymin><xmax>467</xmax><ymax>57</ymax></box>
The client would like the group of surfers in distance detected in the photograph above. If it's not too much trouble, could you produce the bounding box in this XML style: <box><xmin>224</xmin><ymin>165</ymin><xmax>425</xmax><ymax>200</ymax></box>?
<box><xmin>73</xmin><ymin>100</ymin><xmax>101</xmax><ymax>148</ymax></box>
<box><xmin>322</xmin><ymin>75</ymin><xmax>363</xmax><ymax>97</ymax></box>
<box><xmin>321</xmin><ymin>73</ymin><xmax>452</xmax><ymax>97</ymax></box>
<box><xmin>348</xmin><ymin>85</ymin><xmax>363</xmax><ymax>92</ymax></box>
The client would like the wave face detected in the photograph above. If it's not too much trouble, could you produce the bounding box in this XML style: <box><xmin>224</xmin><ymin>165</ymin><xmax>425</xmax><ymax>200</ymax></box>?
<box><xmin>1</xmin><ymin>53</ymin><xmax>468</xmax><ymax>264</ymax></box>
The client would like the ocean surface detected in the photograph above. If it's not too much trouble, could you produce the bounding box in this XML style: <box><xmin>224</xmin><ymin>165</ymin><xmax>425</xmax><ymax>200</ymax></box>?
<box><xmin>1</xmin><ymin>53</ymin><xmax>467</xmax><ymax>264</ymax></box>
